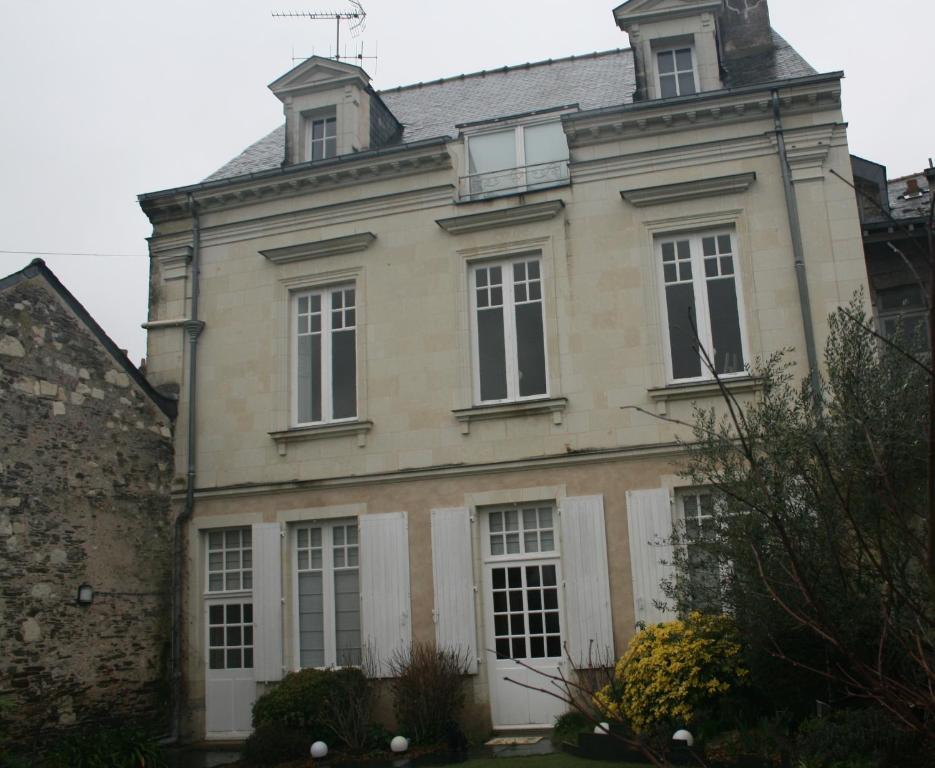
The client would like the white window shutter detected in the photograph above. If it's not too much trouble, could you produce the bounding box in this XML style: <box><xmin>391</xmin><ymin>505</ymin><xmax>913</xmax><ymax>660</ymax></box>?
<box><xmin>252</xmin><ymin>522</ymin><xmax>284</xmax><ymax>682</ymax></box>
<box><xmin>560</xmin><ymin>495</ymin><xmax>615</xmax><ymax>667</ymax></box>
<box><xmin>625</xmin><ymin>489</ymin><xmax>676</xmax><ymax>627</ymax></box>
<box><xmin>431</xmin><ymin>507</ymin><xmax>478</xmax><ymax>674</ymax></box>
<box><xmin>359</xmin><ymin>512</ymin><xmax>411</xmax><ymax>677</ymax></box>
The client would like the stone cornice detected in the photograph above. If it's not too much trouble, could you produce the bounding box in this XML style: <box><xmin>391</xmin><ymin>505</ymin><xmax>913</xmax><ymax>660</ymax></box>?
<box><xmin>436</xmin><ymin>200</ymin><xmax>565</xmax><ymax>235</ymax></box>
<box><xmin>260</xmin><ymin>233</ymin><xmax>376</xmax><ymax>264</ymax></box>
<box><xmin>139</xmin><ymin>139</ymin><xmax>452</xmax><ymax>224</ymax></box>
<box><xmin>563</xmin><ymin>74</ymin><xmax>843</xmax><ymax>148</ymax></box>
<box><xmin>621</xmin><ymin>172</ymin><xmax>756</xmax><ymax>206</ymax></box>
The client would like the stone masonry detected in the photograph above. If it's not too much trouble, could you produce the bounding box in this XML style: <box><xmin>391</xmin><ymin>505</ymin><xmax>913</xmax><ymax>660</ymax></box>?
<box><xmin>0</xmin><ymin>264</ymin><xmax>175</xmax><ymax>747</ymax></box>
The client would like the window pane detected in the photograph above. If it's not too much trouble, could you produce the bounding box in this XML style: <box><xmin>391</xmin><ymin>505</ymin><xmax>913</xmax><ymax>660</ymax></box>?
<box><xmin>332</xmin><ymin>328</ymin><xmax>357</xmax><ymax>419</ymax></box>
<box><xmin>335</xmin><ymin>570</ymin><xmax>361</xmax><ymax>666</ymax></box>
<box><xmin>658</xmin><ymin>51</ymin><xmax>674</xmax><ymax>74</ymax></box>
<box><xmin>675</xmin><ymin>49</ymin><xmax>693</xmax><ymax>71</ymax></box>
<box><xmin>659</xmin><ymin>74</ymin><xmax>678</xmax><ymax>98</ymax></box>
<box><xmin>468</xmin><ymin>130</ymin><xmax>516</xmax><ymax>174</ymax></box>
<box><xmin>678</xmin><ymin>73</ymin><xmax>696</xmax><ymax>95</ymax></box>
<box><xmin>297</xmin><ymin>334</ymin><xmax>322</xmax><ymax>423</ymax></box>
<box><xmin>478</xmin><ymin>307</ymin><xmax>508</xmax><ymax>401</ymax></box>
<box><xmin>524</xmin><ymin>122</ymin><xmax>569</xmax><ymax>166</ymax></box>
<box><xmin>209</xmin><ymin>649</ymin><xmax>224</xmax><ymax>670</ymax></box>
<box><xmin>666</xmin><ymin>283</ymin><xmax>701</xmax><ymax>379</ymax></box>
<box><xmin>299</xmin><ymin>572</ymin><xmax>324</xmax><ymax>668</ymax></box>
<box><xmin>707</xmin><ymin>278</ymin><xmax>745</xmax><ymax>374</ymax></box>
<box><xmin>515</xmin><ymin>303</ymin><xmax>547</xmax><ymax>397</ymax></box>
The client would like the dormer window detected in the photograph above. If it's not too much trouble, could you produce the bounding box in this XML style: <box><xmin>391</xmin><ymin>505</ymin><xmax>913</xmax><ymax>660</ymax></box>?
<box><xmin>306</xmin><ymin>113</ymin><xmax>337</xmax><ymax>162</ymax></box>
<box><xmin>461</xmin><ymin>120</ymin><xmax>569</xmax><ymax>200</ymax></box>
<box><xmin>657</xmin><ymin>46</ymin><xmax>698</xmax><ymax>98</ymax></box>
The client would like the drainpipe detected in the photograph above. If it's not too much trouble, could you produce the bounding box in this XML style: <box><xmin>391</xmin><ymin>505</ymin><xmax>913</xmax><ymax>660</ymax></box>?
<box><xmin>169</xmin><ymin>193</ymin><xmax>205</xmax><ymax>744</ymax></box>
<box><xmin>771</xmin><ymin>89</ymin><xmax>821</xmax><ymax>400</ymax></box>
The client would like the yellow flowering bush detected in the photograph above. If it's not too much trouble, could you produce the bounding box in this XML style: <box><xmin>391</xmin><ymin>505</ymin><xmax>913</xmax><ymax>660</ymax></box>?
<box><xmin>594</xmin><ymin>612</ymin><xmax>749</xmax><ymax>733</ymax></box>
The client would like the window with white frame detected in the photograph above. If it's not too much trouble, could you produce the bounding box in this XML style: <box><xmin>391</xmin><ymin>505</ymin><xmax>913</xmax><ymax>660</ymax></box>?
<box><xmin>677</xmin><ymin>490</ymin><xmax>721</xmax><ymax>611</ymax></box>
<box><xmin>464</xmin><ymin>121</ymin><xmax>569</xmax><ymax>199</ymax></box>
<box><xmin>471</xmin><ymin>257</ymin><xmax>548</xmax><ymax>403</ymax></box>
<box><xmin>656</xmin><ymin>47</ymin><xmax>697</xmax><ymax>98</ymax></box>
<box><xmin>295</xmin><ymin>520</ymin><xmax>361</xmax><ymax>668</ymax></box>
<box><xmin>306</xmin><ymin>114</ymin><xmax>337</xmax><ymax>162</ymax></box>
<box><xmin>206</xmin><ymin>528</ymin><xmax>253</xmax><ymax>593</ymax></box>
<box><xmin>294</xmin><ymin>285</ymin><xmax>357</xmax><ymax>425</ymax></box>
<box><xmin>658</xmin><ymin>230</ymin><xmax>747</xmax><ymax>382</ymax></box>
<box><xmin>487</xmin><ymin>505</ymin><xmax>556</xmax><ymax>557</ymax></box>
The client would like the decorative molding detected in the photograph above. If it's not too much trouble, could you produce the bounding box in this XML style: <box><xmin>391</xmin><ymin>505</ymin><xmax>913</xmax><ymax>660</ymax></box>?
<box><xmin>452</xmin><ymin>397</ymin><xmax>568</xmax><ymax>435</ymax></box>
<box><xmin>621</xmin><ymin>172</ymin><xmax>756</xmax><ymax>207</ymax></box>
<box><xmin>647</xmin><ymin>376</ymin><xmax>761</xmax><ymax>414</ymax></box>
<box><xmin>154</xmin><ymin>245</ymin><xmax>192</xmax><ymax>281</ymax></box>
<box><xmin>436</xmin><ymin>201</ymin><xmax>565</xmax><ymax>235</ymax></box>
<box><xmin>269</xmin><ymin>420</ymin><xmax>374</xmax><ymax>455</ymax></box>
<box><xmin>139</xmin><ymin>140</ymin><xmax>453</xmax><ymax>224</ymax></box>
<box><xmin>771</xmin><ymin>124</ymin><xmax>838</xmax><ymax>183</ymax></box>
<box><xmin>260</xmin><ymin>233</ymin><xmax>376</xmax><ymax>264</ymax></box>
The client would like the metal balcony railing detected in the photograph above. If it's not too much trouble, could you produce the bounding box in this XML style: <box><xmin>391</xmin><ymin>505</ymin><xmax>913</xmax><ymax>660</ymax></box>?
<box><xmin>459</xmin><ymin>159</ymin><xmax>569</xmax><ymax>200</ymax></box>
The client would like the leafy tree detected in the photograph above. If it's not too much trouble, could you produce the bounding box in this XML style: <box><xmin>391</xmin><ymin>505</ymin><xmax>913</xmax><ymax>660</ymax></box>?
<box><xmin>663</xmin><ymin>296</ymin><xmax>934</xmax><ymax>742</ymax></box>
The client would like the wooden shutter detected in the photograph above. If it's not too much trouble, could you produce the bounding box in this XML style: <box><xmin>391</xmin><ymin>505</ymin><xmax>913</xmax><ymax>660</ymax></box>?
<box><xmin>360</xmin><ymin>512</ymin><xmax>412</xmax><ymax>677</ymax></box>
<box><xmin>431</xmin><ymin>507</ymin><xmax>478</xmax><ymax>674</ymax></box>
<box><xmin>560</xmin><ymin>495</ymin><xmax>615</xmax><ymax>667</ymax></box>
<box><xmin>252</xmin><ymin>522</ymin><xmax>284</xmax><ymax>682</ymax></box>
<box><xmin>625</xmin><ymin>488</ymin><xmax>676</xmax><ymax>627</ymax></box>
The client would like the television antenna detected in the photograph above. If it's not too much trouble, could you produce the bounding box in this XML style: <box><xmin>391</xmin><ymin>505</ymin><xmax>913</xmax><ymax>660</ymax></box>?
<box><xmin>273</xmin><ymin>2</ymin><xmax>371</xmax><ymax>64</ymax></box>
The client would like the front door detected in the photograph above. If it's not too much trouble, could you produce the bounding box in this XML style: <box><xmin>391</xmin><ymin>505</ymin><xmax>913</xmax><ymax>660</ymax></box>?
<box><xmin>482</xmin><ymin>505</ymin><xmax>568</xmax><ymax>729</ymax></box>
<box><xmin>205</xmin><ymin>600</ymin><xmax>256</xmax><ymax>738</ymax></box>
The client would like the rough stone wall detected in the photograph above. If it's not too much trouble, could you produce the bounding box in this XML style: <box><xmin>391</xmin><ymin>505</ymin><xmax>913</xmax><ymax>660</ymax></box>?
<box><xmin>0</xmin><ymin>276</ymin><xmax>175</xmax><ymax>745</ymax></box>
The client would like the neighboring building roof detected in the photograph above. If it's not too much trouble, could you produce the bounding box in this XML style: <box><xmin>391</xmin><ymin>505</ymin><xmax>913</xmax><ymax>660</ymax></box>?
<box><xmin>205</xmin><ymin>30</ymin><xmax>815</xmax><ymax>184</ymax></box>
<box><xmin>887</xmin><ymin>172</ymin><xmax>932</xmax><ymax>221</ymax></box>
<box><xmin>0</xmin><ymin>259</ymin><xmax>177</xmax><ymax>419</ymax></box>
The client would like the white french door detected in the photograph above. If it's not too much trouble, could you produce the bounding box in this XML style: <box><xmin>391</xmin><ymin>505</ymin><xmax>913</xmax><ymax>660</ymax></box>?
<box><xmin>481</xmin><ymin>504</ymin><xmax>568</xmax><ymax>729</ymax></box>
<box><xmin>204</xmin><ymin>599</ymin><xmax>256</xmax><ymax>738</ymax></box>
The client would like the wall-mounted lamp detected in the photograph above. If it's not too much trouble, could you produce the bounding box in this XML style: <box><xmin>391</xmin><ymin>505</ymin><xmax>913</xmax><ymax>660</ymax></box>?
<box><xmin>76</xmin><ymin>583</ymin><xmax>94</xmax><ymax>606</ymax></box>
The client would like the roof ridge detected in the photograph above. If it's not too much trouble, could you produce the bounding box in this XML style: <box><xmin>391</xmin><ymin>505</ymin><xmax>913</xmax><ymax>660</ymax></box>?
<box><xmin>889</xmin><ymin>172</ymin><xmax>929</xmax><ymax>183</ymax></box>
<box><xmin>378</xmin><ymin>47</ymin><xmax>630</xmax><ymax>95</ymax></box>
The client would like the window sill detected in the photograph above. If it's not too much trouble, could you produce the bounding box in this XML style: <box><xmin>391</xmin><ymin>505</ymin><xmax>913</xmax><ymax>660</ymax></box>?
<box><xmin>269</xmin><ymin>420</ymin><xmax>373</xmax><ymax>455</ymax></box>
<box><xmin>647</xmin><ymin>377</ymin><xmax>761</xmax><ymax>414</ymax></box>
<box><xmin>452</xmin><ymin>397</ymin><xmax>567</xmax><ymax>435</ymax></box>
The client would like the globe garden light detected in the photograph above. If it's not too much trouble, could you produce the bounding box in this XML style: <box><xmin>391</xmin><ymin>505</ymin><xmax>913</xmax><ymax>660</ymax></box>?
<box><xmin>673</xmin><ymin>729</ymin><xmax>694</xmax><ymax>747</ymax></box>
<box><xmin>310</xmin><ymin>741</ymin><xmax>328</xmax><ymax>758</ymax></box>
<box><xmin>76</xmin><ymin>583</ymin><xmax>94</xmax><ymax>606</ymax></box>
<box><xmin>390</xmin><ymin>736</ymin><xmax>409</xmax><ymax>753</ymax></box>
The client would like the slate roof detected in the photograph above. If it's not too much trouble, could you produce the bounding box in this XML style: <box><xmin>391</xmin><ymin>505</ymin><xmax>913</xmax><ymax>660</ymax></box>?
<box><xmin>887</xmin><ymin>173</ymin><xmax>932</xmax><ymax>221</ymax></box>
<box><xmin>204</xmin><ymin>30</ymin><xmax>815</xmax><ymax>184</ymax></box>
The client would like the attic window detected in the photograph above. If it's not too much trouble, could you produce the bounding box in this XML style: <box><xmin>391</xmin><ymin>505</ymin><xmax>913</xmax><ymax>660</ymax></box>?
<box><xmin>306</xmin><ymin>113</ymin><xmax>337</xmax><ymax>162</ymax></box>
<box><xmin>657</xmin><ymin>47</ymin><xmax>697</xmax><ymax>98</ymax></box>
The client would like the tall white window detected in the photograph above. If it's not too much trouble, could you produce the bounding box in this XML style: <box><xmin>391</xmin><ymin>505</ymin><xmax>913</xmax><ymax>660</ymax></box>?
<box><xmin>677</xmin><ymin>491</ymin><xmax>722</xmax><ymax>612</ymax></box>
<box><xmin>306</xmin><ymin>115</ymin><xmax>337</xmax><ymax>161</ymax></box>
<box><xmin>294</xmin><ymin>285</ymin><xmax>357</xmax><ymax>425</ymax></box>
<box><xmin>295</xmin><ymin>520</ymin><xmax>361</xmax><ymax>668</ymax></box>
<box><xmin>464</xmin><ymin>121</ymin><xmax>569</xmax><ymax>199</ymax></box>
<box><xmin>471</xmin><ymin>257</ymin><xmax>548</xmax><ymax>404</ymax></box>
<box><xmin>656</xmin><ymin>47</ymin><xmax>697</xmax><ymax>98</ymax></box>
<box><xmin>658</xmin><ymin>230</ymin><xmax>747</xmax><ymax>382</ymax></box>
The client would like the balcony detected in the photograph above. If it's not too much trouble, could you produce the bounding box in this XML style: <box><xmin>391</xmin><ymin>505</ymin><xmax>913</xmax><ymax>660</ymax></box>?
<box><xmin>459</xmin><ymin>159</ymin><xmax>569</xmax><ymax>201</ymax></box>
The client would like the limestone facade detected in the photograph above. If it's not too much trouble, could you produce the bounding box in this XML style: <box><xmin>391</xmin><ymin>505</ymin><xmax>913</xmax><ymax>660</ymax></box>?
<box><xmin>139</xmin><ymin>0</ymin><xmax>869</xmax><ymax>741</ymax></box>
<box><xmin>0</xmin><ymin>262</ymin><xmax>175</xmax><ymax>745</ymax></box>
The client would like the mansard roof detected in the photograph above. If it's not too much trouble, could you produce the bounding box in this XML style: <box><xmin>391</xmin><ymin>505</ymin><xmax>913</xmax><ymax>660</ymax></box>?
<box><xmin>202</xmin><ymin>31</ymin><xmax>814</xmax><ymax>184</ymax></box>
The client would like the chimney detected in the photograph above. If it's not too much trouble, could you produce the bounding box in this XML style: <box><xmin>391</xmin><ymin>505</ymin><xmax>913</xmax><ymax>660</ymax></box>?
<box><xmin>719</xmin><ymin>0</ymin><xmax>773</xmax><ymax>57</ymax></box>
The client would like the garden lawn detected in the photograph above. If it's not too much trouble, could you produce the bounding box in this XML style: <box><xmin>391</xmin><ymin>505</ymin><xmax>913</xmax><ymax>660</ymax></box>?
<box><xmin>435</xmin><ymin>755</ymin><xmax>646</xmax><ymax>768</ymax></box>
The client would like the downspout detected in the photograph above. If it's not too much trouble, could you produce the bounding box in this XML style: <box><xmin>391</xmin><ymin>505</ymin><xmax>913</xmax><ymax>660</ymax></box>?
<box><xmin>771</xmin><ymin>89</ymin><xmax>821</xmax><ymax>400</ymax></box>
<box><xmin>170</xmin><ymin>193</ymin><xmax>205</xmax><ymax>743</ymax></box>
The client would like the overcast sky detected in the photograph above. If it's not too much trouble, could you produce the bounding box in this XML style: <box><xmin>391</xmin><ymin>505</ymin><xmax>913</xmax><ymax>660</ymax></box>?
<box><xmin>1</xmin><ymin>0</ymin><xmax>932</xmax><ymax>365</ymax></box>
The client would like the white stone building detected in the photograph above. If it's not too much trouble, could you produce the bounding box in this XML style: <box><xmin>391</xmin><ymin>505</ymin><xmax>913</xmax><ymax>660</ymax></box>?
<box><xmin>138</xmin><ymin>0</ymin><xmax>869</xmax><ymax>740</ymax></box>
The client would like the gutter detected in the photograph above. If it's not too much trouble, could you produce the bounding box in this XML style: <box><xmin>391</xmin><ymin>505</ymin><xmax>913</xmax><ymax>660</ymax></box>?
<box><xmin>168</xmin><ymin>193</ymin><xmax>205</xmax><ymax>744</ymax></box>
<box><xmin>771</xmin><ymin>89</ymin><xmax>821</xmax><ymax>400</ymax></box>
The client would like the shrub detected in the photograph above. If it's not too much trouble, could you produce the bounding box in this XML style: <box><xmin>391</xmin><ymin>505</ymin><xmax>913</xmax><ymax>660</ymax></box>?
<box><xmin>241</xmin><ymin>724</ymin><xmax>310</xmax><ymax>767</ymax></box>
<box><xmin>251</xmin><ymin>668</ymin><xmax>331</xmax><ymax>732</ymax></box>
<box><xmin>388</xmin><ymin>642</ymin><xmax>472</xmax><ymax>745</ymax></box>
<box><xmin>552</xmin><ymin>711</ymin><xmax>592</xmax><ymax>746</ymax></box>
<box><xmin>795</xmin><ymin>708</ymin><xmax>921</xmax><ymax>768</ymax></box>
<box><xmin>319</xmin><ymin>667</ymin><xmax>375</xmax><ymax>751</ymax></box>
<box><xmin>43</xmin><ymin>726</ymin><xmax>166</xmax><ymax>768</ymax></box>
<box><xmin>594</xmin><ymin>612</ymin><xmax>749</xmax><ymax>733</ymax></box>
